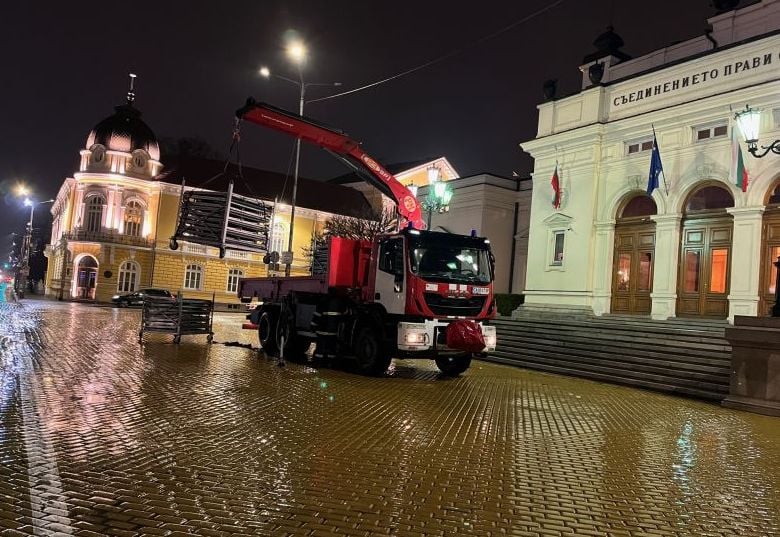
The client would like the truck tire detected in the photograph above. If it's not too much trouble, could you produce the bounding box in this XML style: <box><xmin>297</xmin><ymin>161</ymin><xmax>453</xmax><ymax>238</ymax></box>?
<box><xmin>276</xmin><ymin>309</ymin><xmax>309</xmax><ymax>363</ymax></box>
<box><xmin>258</xmin><ymin>310</ymin><xmax>279</xmax><ymax>357</ymax></box>
<box><xmin>353</xmin><ymin>326</ymin><xmax>391</xmax><ymax>376</ymax></box>
<box><xmin>435</xmin><ymin>354</ymin><xmax>472</xmax><ymax>376</ymax></box>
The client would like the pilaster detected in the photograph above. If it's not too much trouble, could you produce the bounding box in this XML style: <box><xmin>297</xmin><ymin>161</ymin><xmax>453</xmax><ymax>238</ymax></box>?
<box><xmin>726</xmin><ymin>207</ymin><xmax>765</xmax><ymax>321</ymax></box>
<box><xmin>592</xmin><ymin>220</ymin><xmax>616</xmax><ymax>316</ymax></box>
<box><xmin>73</xmin><ymin>186</ymin><xmax>85</xmax><ymax>229</ymax></box>
<box><xmin>649</xmin><ymin>214</ymin><xmax>682</xmax><ymax>320</ymax></box>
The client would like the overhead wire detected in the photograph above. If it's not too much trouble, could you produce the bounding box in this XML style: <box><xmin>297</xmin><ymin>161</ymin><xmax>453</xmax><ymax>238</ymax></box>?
<box><xmin>307</xmin><ymin>0</ymin><xmax>568</xmax><ymax>104</ymax></box>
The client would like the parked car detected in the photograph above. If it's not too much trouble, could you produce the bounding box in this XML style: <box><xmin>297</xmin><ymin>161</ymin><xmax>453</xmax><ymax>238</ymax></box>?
<box><xmin>112</xmin><ymin>288</ymin><xmax>173</xmax><ymax>307</ymax></box>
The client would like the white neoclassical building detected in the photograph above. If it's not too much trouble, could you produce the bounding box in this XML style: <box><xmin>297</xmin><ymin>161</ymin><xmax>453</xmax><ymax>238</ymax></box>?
<box><xmin>521</xmin><ymin>0</ymin><xmax>780</xmax><ymax>322</ymax></box>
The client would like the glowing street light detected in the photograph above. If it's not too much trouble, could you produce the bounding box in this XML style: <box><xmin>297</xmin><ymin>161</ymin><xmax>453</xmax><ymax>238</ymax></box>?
<box><xmin>259</xmin><ymin>66</ymin><xmax>271</xmax><ymax>78</ymax></box>
<box><xmin>734</xmin><ymin>104</ymin><xmax>780</xmax><ymax>158</ymax></box>
<box><xmin>421</xmin><ymin>166</ymin><xmax>453</xmax><ymax>230</ymax></box>
<box><xmin>286</xmin><ymin>41</ymin><xmax>307</xmax><ymax>64</ymax></box>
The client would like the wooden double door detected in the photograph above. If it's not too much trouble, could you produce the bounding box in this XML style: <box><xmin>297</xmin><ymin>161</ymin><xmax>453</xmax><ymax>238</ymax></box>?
<box><xmin>676</xmin><ymin>215</ymin><xmax>733</xmax><ymax>318</ymax></box>
<box><xmin>611</xmin><ymin>221</ymin><xmax>655</xmax><ymax>315</ymax></box>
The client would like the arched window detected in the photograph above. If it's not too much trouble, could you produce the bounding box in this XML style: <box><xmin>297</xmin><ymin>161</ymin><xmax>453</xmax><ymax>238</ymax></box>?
<box><xmin>684</xmin><ymin>185</ymin><xmax>734</xmax><ymax>213</ymax></box>
<box><xmin>768</xmin><ymin>182</ymin><xmax>780</xmax><ymax>205</ymax></box>
<box><xmin>117</xmin><ymin>261</ymin><xmax>140</xmax><ymax>293</ymax></box>
<box><xmin>85</xmin><ymin>195</ymin><xmax>105</xmax><ymax>232</ymax></box>
<box><xmin>619</xmin><ymin>195</ymin><xmax>657</xmax><ymax>219</ymax></box>
<box><xmin>184</xmin><ymin>264</ymin><xmax>203</xmax><ymax>290</ymax></box>
<box><xmin>227</xmin><ymin>268</ymin><xmax>244</xmax><ymax>293</ymax></box>
<box><xmin>124</xmin><ymin>200</ymin><xmax>144</xmax><ymax>237</ymax></box>
<box><xmin>270</xmin><ymin>221</ymin><xmax>288</xmax><ymax>255</ymax></box>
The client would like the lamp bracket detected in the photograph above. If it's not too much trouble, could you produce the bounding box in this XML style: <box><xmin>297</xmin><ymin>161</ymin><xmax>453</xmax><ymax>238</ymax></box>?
<box><xmin>748</xmin><ymin>139</ymin><xmax>780</xmax><ymax>159</ymax></box>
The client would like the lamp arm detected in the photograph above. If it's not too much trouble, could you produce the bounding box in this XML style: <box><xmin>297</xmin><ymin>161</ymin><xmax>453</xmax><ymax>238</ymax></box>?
<box><xmin>748</xmin><ymin>139</ymin><xmax>780</xmax><ymax>158</ymax></box>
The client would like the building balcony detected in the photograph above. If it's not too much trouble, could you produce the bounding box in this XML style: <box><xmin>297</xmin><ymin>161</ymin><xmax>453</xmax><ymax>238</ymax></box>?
<box><xmin>64</xmin><ymin>229</ymin><xmax>155</xmax><ymax>248</ymax></box>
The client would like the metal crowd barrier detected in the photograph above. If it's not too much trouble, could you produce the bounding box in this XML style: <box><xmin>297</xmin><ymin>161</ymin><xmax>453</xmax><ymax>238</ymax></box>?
<box><xmin>169</xmin><ymin>179</ymin><xmax>271</xmax><ymax>258</ymax></box>
<box><xmin>139</xmin><ymin>292</ymin><xmax>215</xmax><ymax>344</ymax></box>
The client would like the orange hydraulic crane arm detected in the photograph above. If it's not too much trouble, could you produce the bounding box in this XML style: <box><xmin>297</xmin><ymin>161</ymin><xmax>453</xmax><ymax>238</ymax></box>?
<box><xmin>236</xmin><ymin>98</ymin><xmax>425</xmax><ymax>230</ymax></box>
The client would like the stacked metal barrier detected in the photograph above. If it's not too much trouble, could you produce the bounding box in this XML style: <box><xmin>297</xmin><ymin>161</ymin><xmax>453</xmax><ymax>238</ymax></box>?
<box><xmin>310</xmin><ymin>238</ymin><xmax>330</xmax><ymax>275</ymax></box>
<box><xmin>170</xmin><ymin>180</ymin><xmax>271</xmax><ymax>258</ymax></box>
<box><xmin>139</xmin><ymin>293</ymin><xmax>215</xmax><ymax>344</ymax></box>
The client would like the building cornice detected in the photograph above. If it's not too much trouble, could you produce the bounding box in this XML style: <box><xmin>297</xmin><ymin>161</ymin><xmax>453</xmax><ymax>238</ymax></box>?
<box><xmin>74</xmin><ymin>173</ymin><xmax>160</xmax><ymax>193</ymax></box>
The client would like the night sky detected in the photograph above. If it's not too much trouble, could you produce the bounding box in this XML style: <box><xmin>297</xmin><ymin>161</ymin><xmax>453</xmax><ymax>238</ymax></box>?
<box><xmin>1</xmin><ymin>0</ymin><xmax>716</xmax><ymax>257</ymax></box>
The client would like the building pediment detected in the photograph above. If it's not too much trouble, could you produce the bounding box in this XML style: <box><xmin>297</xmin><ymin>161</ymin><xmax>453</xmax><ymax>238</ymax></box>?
<box><xmin>542</xmin><ymin>212</ymin><xmax>573</xmax><ymax>228</ymax></box>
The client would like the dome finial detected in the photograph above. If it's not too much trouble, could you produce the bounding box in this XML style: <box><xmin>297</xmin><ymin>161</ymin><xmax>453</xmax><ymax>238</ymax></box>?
<box><xmin>127</xmin><ymin>73</ymin><xmax>137</xmax><ymax>105</ymax></box>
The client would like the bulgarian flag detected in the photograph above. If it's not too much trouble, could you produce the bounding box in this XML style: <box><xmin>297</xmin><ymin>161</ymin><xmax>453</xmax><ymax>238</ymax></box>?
<box><xmin>731</xmin><ymin>126</ymin><xmax>749</xmax><ymax>192</ymax></box>
<box><xmin>551</xmin><ymin>162</ymin><xmax>561</xmax><ymax>209</ymax></box>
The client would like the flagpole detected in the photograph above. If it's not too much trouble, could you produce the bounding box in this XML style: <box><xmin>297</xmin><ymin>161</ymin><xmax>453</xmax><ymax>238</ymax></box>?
<box><xmin>651</xmin><ymin>124</ymin><xmax>669</xmax><ymax>196</ymax></box>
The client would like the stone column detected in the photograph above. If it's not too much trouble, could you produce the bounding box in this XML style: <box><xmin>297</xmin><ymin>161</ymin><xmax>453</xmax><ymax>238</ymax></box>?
<box><xmin>649</xmin><ymin>214</ymin><xmax>682</xmax><ymax>320</ymax></box>
<box><xmin>591</xmin><ymin>220</ymin><xmax>616</xmax><ymax>316</ymax></box>
<box><xmin>73</xmin><ymin>186</ymin><xmax>85</xmax><ymax>229</ymax></box>
<box><xmin>105</xmin><ymin>189</ymin><xmax>115</xmax><ymax>230</ymax></box>
<box><xmin>726</xmin><ymin>207</ymin><xmax>764</xmax><ymax>321</ymax></box>
<box><xmin>115</xmin><ymin>188</ymin><xmax>124</xmax><ymax>231</ymax></box>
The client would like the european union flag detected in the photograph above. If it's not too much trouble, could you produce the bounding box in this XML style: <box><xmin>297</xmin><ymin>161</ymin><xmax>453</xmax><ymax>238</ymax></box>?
<box><xmin>646</xmin><ymin>134</ymin><xmax>664</xmax><ymax>195</ymax></box>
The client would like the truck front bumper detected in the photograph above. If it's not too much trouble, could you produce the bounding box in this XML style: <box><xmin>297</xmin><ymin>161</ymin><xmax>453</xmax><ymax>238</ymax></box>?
<box><xmin>397</xmin><ymin>320</ymin><xmax>496</xmax><ymax>354</ymax></box>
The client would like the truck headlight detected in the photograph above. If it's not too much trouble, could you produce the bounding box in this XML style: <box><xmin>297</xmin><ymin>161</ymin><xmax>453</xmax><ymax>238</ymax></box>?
<box><xmin>398</xmin><ymin>323</ymin><xmax>431</xmax><ymax>349</ymax></box>
<box><xmin>404</xmin><ymin>331</ymin><xmax>428</xmax><ymax>345</ymax></box>
<box><xmin>482</xmin><ymin>325</ymin><xmax>497</xmax><ymax>350</ymax></box>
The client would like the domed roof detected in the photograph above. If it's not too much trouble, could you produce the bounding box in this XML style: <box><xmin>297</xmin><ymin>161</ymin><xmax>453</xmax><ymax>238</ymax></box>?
<box><xmin>86</xmin><ymin>102</ymin><xmax>160</xmax><ymax>161</ymax></box>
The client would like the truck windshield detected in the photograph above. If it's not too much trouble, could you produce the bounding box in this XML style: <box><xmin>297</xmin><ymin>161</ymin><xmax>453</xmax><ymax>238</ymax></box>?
<box><xmin>408</xmin><ymin>236</ymin><xmax>491</xmax><ymax>284</ymax></box>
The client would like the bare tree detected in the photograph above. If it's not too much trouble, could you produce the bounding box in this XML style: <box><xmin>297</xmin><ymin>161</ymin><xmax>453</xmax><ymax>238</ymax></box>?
<box><xmin>306</xmin><ymin>207</ymin><xmax>398</xmax><ymax>273</ymax></box>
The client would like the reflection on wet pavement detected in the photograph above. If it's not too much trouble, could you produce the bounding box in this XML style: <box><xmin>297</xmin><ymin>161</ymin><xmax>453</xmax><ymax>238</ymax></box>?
<box><xmin>1</xmin><ymin>300</ymin><xmax>779</xmax><ymax>536</ymax></box>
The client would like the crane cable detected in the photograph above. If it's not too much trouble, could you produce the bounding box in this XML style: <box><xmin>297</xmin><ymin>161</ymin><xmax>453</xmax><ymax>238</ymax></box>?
<box><xmin>307</xmin><ymin>0</ymin><xmax>568</xmax><ymax>104</ymax></box>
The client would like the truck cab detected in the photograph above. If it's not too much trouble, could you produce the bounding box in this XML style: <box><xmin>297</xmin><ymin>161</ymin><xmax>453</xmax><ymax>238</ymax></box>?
<box><xmin>372</xmin><ymin>229</ymin><xmax>497</xmax><ymax>357</ymax></box>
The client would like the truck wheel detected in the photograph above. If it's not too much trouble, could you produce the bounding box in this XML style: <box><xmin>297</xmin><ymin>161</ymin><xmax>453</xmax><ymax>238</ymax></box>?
<box><xmin>435</xmin><ymin>354</ymin><xmax>472</xmax><ymax>376</ymax></box>
<box><xmin>354</xmin><ymin>327</ymin><xmax>391</xmax><ymax>376</ymax></box>
<box><xmin>258</xmin><ymin>311</ymin><xmax>279</xmax><ymax>357</ymax></box>
<box><xmin>276</xmin><ymin>309</ymin><xmax>309</xmax><ymax>363</ymax></box>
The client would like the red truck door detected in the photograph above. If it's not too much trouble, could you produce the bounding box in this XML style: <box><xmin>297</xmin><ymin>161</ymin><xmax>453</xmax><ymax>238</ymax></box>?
<box><xmin>374</xmin><ymin>237</ymin><xmax>406</xmax><ymax>315</ymax></box>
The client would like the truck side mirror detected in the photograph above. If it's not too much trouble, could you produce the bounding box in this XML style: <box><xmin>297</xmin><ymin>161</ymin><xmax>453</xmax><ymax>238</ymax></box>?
<box><xmin>489</xmin><ymin>251</ymin><xmax>496</xmax><ymax>281</ymax></box>
<box><xmin>394</xmin><ymin>272</ymin><xmax>403</xmax><ymax>293</ymax></box>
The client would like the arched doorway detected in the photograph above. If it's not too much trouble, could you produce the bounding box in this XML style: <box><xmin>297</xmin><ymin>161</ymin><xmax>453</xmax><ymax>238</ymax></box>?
<box><xmin>677</xmin><ymin>185</ymin><xmax>734</xmax><ymax>318</ymax></box>
<box><xmin>75</xmin><ymin>255</ymin><xmax>98</xmax><ymax>300</ymax></box>
<box><xmin>611</xmin><ymin>194</ymin><xmax>657</xmax><ymax>315</ymax></box>
<box><xmin>759</xmin><ymin>181</ymin><xmax>780</xmax><ymax>315</ymax></box>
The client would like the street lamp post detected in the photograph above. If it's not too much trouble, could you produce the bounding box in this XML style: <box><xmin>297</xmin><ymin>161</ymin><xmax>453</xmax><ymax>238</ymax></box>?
<box><xmin>260</xmin><ymin>41</ymin><xmax>341</xmax><ymax>277</ymax></box>
<box><xmin>16</xmin><ymin>197</ymin><xmax>54</xmax><ymax>298</ymax></box>
<box><xmin>420</xmin><ymin>166</ymin><xmax>453</xmax><ymax>230</ymax></box>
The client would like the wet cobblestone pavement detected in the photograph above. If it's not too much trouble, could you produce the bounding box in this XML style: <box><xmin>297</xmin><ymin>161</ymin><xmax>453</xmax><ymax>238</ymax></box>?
<box><xmin>1</xmin><ymin>300</ymin><xmax>779</xmax><ymax>536</ymax></box>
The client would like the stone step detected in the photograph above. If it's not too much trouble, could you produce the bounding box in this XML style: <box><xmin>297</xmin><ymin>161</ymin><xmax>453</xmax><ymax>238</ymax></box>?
<box><xmin>494</xmin><ymin>338</ymin><xmax>729</xmax><ymax>382</ymax></box>
<box><xmin>496</xmin><ymin>332</ymin><xmax>730</xmax><ymax>372</ymax></box>
<box><xmin>492</xmin><ymin>319</ymin><xmax>730</xmax><ymax>353</ymax></box>
<box><xmin>508</xmin><ymin>311</ymin><xmax>729</xmax><ymax>333</ymax></box>
<box><xmin>496</xmin><ymin>315</ymin><xmax>727</xmax><ymax>337</ymax></box>
<box><xmin>486</xmin><ymin>315</ymin><xmax>732</xmax><ymax>401</ymax></box>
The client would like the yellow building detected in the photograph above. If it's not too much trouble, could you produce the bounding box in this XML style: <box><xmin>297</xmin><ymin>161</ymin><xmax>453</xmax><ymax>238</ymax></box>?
<box><xmin>44</xmin><ymin>92</ymin><xmax>373</xmax><ymax>307</ymax></box>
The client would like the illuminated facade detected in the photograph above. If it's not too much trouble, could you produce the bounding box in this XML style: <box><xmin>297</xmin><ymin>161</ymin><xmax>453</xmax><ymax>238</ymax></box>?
<box><xmin>521</xmin><ymin>0</ymin><xmax>780</xmax><ymax>320</ymax></box>
<box><xmin>44</xmin><ymin>95</ymin><xmax>369</xmax><ymax>306</ymax></box>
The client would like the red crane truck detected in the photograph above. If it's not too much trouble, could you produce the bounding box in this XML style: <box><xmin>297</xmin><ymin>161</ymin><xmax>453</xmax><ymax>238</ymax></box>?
<box><xmin>237</xmin><ymin>100</ymin><xmax>497</xmax><ymax>376</ymax></box>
